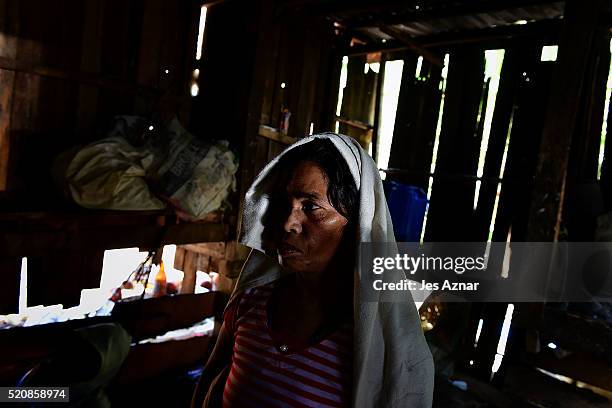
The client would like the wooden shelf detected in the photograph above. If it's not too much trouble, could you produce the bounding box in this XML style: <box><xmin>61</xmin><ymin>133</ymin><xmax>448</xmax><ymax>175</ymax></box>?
<box><xmin>0</xmin><ymin>210</ymin><xmax>233</xmax><ymax>256</ymax></box>
<box><xmin>258</xmin><ymin>125</ymin><xmax>296</xmax><ymax>145</ymax></box>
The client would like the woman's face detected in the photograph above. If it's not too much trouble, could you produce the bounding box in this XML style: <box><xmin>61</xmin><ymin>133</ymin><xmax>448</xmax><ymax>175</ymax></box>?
<box><xmin>276</xmin><ymin>160</ymin><xmax>349</xmax><ymax>275</ymax></box>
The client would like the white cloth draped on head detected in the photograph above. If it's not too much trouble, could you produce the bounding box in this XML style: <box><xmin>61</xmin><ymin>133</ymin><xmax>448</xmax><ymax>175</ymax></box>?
<box><xmin>234</xmin><ymin>132</ymin><xmax>434</xmax><ymax>407</ymax></box>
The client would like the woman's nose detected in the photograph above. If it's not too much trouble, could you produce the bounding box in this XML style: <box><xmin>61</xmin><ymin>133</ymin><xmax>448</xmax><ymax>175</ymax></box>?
<box><xmin>283</xmin><ymin>207</ymin><xmax>303</xmax><ymax>234</ymax></box>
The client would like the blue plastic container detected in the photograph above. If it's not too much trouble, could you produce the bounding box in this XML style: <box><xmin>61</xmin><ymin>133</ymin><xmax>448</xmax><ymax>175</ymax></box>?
<box><xmin>383</xmin><ymin>180</ymin><xmax>428</xmax><ymax>242</ymax></box>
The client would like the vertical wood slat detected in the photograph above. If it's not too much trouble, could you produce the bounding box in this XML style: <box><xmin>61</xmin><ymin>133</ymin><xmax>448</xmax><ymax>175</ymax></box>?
<box><xmin>563</xmin><ymin>29</ymin><xmax>611</xmax><ymax>241</ymax></box>
<box><xmin>76</xmin><ymin>0</ymin><xmax>104</xmax><ymax>136</ymax></box>
<box><xmin>237</xmin><ymin>0</ymin><xmax>277</xmax><ymax>229</ymax></box>
<box><xmin>493</xmin><ymin>49</ymin><xmax>553</xmax><ymax>242</ymax></box>
<box><xmin>0</xmin><ymin>256</ymin><xmax>21</xmax><ymax>314</ymax></box>
<box><xmin>526</xmin><ymin>0</ymin><xmax>602</xmax><ymax>242</ymax></box>
<box><xmin>387</xmin><ymin>54</ymin><xmax>442</xmax><ymax>191</ymax></box>
<box><xmin>293</xmin><ymin>23</ymin><xmax>322</xmax><ymax>138</ymax></box>
<box><xmin>313</xmin><ymin>26</ymin><xmax>343</xmax><ymax>133</ymax></box>
<box><xmin>270</xmin><ymin>20</ymin><xmax>292</xmax><ymax>133</ymax></box>
<box><xmin>339</xmin><ymin>55</ymin><xmax>378</xmax><ymax>147</ymax></box>
<box><xmin>471</xmin><ymin>46</ymin><xmax>522</xmax><ymax>241</ymax></box>
<box><xmin>600</xmin><ymin>56</ymin><xmax>612</xmax><ymax>212</ymax></box>
<box><xmin>180</xmin><ymin>250</ymin><xmax>197</xmax><ymax>294</ymax></box>
<box><xmin>425</xmin><ymin>48</ymin><xmax>485</xmax><ymax>242</ymax></box>
<box><xmin>568</xmin><ymin>30</ymin><xmax>611</xmax><ymax>182</ymax></box>
<box><xmin>0</xmin><ymin>0</ymin><xmax>18</xmax><ymax>191</ymax></box>
<box><xmin>96</xmin><ymin>0</ymin><xmax>136</xmax><ymax>122</ymax></box>
<box><xmin>137</xmin><ymin>0</ymin><xmax>164</xmax><ymax>89</ymax></box>
<box><xmin>371</xmin><ymin>53</ymin><xmax>386</xmax><ymax>162</ymax></box>
<box><xmin>7</xmin><ymin>0</ymin><xmax>42</xmax><ymax>192</ymax></box>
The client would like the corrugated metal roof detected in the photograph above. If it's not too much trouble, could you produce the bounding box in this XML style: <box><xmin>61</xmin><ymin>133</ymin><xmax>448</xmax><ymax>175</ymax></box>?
<box><xmin>327</xmin><ymin>1</ymin><xmax>565</xmax><ymax>42</ymax></box>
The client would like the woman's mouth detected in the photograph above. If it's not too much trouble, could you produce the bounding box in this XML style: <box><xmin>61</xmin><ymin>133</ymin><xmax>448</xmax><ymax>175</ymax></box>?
<box><xmin>279</xmin><ymin>243</ymin><xmax>302</xmax><ymax>257</ymax></box>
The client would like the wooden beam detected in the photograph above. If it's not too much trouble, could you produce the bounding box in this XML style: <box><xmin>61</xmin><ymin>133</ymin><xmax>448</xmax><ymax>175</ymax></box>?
<box><xmin>0</xmin><ymin>211</ymin><xmax>230</xmax><ymax>257</ymax></box>
<box><xmin>335</xmin><ymin>116</ymin><xmax>373</xmax><ymax>130</ymax></box>
<box><xmin>0</xmin><ymin>56</ymin><xmax>161</xmax><ymax>98</ymax></box>
<box><xmin>341</xmin><ymin>0</ymin><xmax>564</xmax><ymax>28</ymax></box>
<box><xmin>379</xmin><ymin>26</ymin><xmax>443</xmax><ymax>67</ymax></box>
<box><xmin>343</xmin><ymin>18</ymin><xmax>562</xmax><ymax>56</ymax></box>
<box><xmin>258</xmin><ymin>125</ymin><xmax>295</xmax><ymax>145</ymax></box>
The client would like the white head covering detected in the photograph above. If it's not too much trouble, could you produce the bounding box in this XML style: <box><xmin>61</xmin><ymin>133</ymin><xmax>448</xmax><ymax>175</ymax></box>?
<box><xmin>235</xmin><ymin>133</ymin><xmax>434</xmax><ymax>407</ymax></box>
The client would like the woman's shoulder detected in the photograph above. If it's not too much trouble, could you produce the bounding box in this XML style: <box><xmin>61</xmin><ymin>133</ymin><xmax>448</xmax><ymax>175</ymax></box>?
<box><xmin>231</xmin><ymin>282</ymin><xmax>275</xmax><ymax>310</ymax></box>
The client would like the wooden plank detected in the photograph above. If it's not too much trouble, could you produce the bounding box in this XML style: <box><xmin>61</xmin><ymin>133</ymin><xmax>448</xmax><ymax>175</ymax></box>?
<box><xmin>563</xmin><ymin>28</ymin><xmax>611</xmax><ymax>240</ymax></box>
<box><xmin>322</xmin><ymin>0</ymin><xmax>564</xmax><ymax>28</ymax></box>
<box><xmin>339</xmin><ymin>54</ymin><xmax>378</xmax><ymax>148</ymax></box>
<box><xmin>343</xmin><ymin>19</ymin><xmax>562</xmax><ymax>57</ymax></box>
<box><xmin>237</xmin><ymin>0</ymin><xmax>277</xmax><ymax>230</ymax></box>
<box><xmin>27</xmin><ymin>249</ymin><xmax>103</xmax><ymax>308</ymax></box>
<box><xmin>371</xmin><ymin>53</ymin><xmax>386</xmax><ymax>161</ymax></box>
<box><xmin>0</xmin><ymin>36</ymin><xmax>16</xmax><ymax>191</ymax></box>
<box><xmin>387</xmin><ymin>54</ymin><xmax>442</xmax><ymax>190</ymax></box>
<box><xmin>97</xmin><ymin>0</ymin><xmax>140</xmax><ymax>121</ymax></box>
<box><xmin>258</xmin><ymin>125</ymin><xmax>295</xmax><ymax>145</ymax></box>
<box><xmin>379</xmin><ymin>25</ymin><xmax>443</xmax><ymax>67</ymax></box>
<box><xmin>0</xmin><ymin>256</ymin><xmax>21</xmax><ymax>314</ymax></box>
<box><xmin>112</xmin><ymin>292</ymin><xmax>219</xmax><ymax>340</ymax></box>
<box><xmin>471</xmin><ymin>45</ymin><xmax>522</xmax><ymax>241</ymax></box>
<box><xmin>7</xmin><ymin>0</ymin><xmax>43</xmax><ymax>192</ymax></box>
<box><xmin>313</xmin><ymin>27</ymin><xmax>345</xmax><ymax>133</ymax></box>
<box><xmin>293</xmin><ymin>23</ymin><xmax>321</xmax><ymax>137</ymax></box>
<box><xmin>0</xmin><ymin>57</ymin><xmax>160</xmax><ymax>97</ymax></box>
<box><xmin>180</xmin><ymin>250</ymin><xmax>197</xmax><ymax>294</ymax></box>
<box><xmin>0</xmin><ymin>221</ymin><xmax>230</xmax><ymax>257</ymax></box>
<box><xmin>424</xmin><ymin>48</ymin><xmax>485</xmax><ymax>242</ymax></box>
<box><xmin>335</xmin><ymin>116</ymin><xmax>373</xmax><ymax>130</ymax></box>
<box><xmin>493</xmin><ymin>47</ymin><xmax>553</xmax><ymax>242</ymax></box>
<box><xmin>526</xmin><ymin>0</ymin><xmax>602</xmax><ymax>241</ymax></box>
<box><xmin>601</xmin><ymin>77</ymin><xmax>612</xmax><ymax>212</ymax></box>
<box><xmin>177</xmin><ymin>1</ymin><xmax>200</xmax><ymax>123</ymax></box>
<box><xmin>114</xmin><ymin>335</ymin><xmax>213</xmax><ymax>385</ymax></box>
<box><xmin>257</xmin><ymin>19</ymin><xmax>282</xmax><ymax>127</ymax></box>
<box><xmin>76</xmin><ymin>0</ymin><xmax>104</xmax><ymax>135</ymax></box>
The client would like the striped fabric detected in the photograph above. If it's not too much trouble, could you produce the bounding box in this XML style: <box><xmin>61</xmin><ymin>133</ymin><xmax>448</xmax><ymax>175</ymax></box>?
<box><xmin>222</xmin><ymin>284</ymin><xmax>353</xmax><ymax>408</ymax></box>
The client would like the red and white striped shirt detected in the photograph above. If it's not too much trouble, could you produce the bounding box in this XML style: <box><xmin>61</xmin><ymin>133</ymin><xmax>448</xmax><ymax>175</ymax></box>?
<box><xmin>222</xmin><ymin>284</ymin><xmax>353</xmax><ymax>407</ymax></box>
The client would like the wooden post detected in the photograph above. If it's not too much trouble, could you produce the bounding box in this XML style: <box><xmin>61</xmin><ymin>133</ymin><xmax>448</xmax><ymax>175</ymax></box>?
<box><xmin>181</xmin><ymin>249</ymin><xmax>197</xmax><ymax>294</ymax></box>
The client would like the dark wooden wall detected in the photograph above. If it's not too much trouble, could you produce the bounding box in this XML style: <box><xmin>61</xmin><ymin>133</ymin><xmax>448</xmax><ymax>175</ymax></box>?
<box><xmin>238</xmin><ymin>2</ymin><xmax>343</xmax><ymax>205</ymax></box>
<box><xmin>0</xmin><ymin>0</ymin><xmax>200</xmax><ymax>203</ymax></box>
<box><xmin>0</xmin><ymin>0</ymin><xmax>342</xmax><ymax>313</ymax></box>
<box><xmin>0</xmin><ymin>0</ymin><xmax>201</xmax><ymax>313</ymax></box>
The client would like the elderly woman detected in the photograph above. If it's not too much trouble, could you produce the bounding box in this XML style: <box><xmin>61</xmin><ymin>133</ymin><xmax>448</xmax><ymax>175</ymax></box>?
<box><xmin>193</xmin><ymin>133</ymin><xmax>434</xmax><ymax>407</ymax></box>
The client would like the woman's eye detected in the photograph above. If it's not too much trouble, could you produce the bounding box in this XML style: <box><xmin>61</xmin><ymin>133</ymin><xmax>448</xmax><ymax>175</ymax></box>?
<box><xmin>302</xmin><ymin>202</ymin><xmax>321</xmax><ymax>212</ymax></box>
